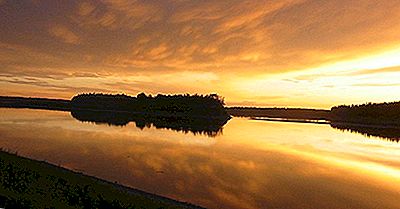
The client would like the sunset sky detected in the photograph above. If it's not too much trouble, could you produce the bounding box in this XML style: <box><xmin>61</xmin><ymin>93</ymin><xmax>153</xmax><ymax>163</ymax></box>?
<box><xmin>1</xmin><ymin>0</ymin><xmax>400</xmax><ymax>108</ymax></box>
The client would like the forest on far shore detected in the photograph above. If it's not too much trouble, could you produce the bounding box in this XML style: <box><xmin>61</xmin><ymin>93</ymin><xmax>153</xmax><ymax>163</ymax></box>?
<box><xmin>1</xmin><ymin>94</ymin><xmax>400</xmax><ymax>127</ymax></box>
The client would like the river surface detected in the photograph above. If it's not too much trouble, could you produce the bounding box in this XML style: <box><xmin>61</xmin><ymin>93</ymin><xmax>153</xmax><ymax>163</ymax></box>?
<box><xmin>1</xmin><ymin>108</ymin><xmax>400</xmax><ymax>209</ymax></box>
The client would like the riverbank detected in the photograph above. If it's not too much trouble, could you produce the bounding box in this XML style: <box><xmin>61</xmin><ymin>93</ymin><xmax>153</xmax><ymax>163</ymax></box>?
<box><xmin>0</xmin><ymin>150</ymin><xmax>204</xmax><ymax>209</ymax></box>
<box><xmin>227</xmin><ymin>105</ymin><xmax>400</xmax><ymax>128</ymax></box>
<box><xmin>0</xmin><ymin>96</ymin><xmax>71</xmax><ymax>111</ymax></box>
<box><xmin>250</xmin><ymin>117</ymin><xmax>329</xmax><ymax>125</ymax></box>
<box><xmin>248</xmin><ymin>117</ymin><xmax>400</xmax><ymax>141</ymax></box>
<box><xmin>3</xmin><ymin>95</ymin><xmax>400</xmax><ymax>137</ymax></box>
<box><xmin>226</xmin><ymin>107</ymin><xmax>330</xmax><ymax>120</ymax></box>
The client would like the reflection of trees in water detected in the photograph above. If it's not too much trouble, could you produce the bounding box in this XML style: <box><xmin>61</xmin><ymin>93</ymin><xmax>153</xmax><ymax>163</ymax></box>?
<box><xmin>330</xmin><ymin>123</ymin><xmax>400</xmax><ymax>142</ymax></box>
<box><xmin>71</xmin><ymin>110</ymin><xmax>228</xmax><ymax>137</ymax></box>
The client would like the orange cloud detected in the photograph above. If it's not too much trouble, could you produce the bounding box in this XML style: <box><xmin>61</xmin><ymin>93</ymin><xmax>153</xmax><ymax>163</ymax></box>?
<box><xmin>48</xmin><ymin>25</ymin><xmax>80</xmax><ymax>44</ymax></box>
<box><xmin>2</xmin><ymin>0</ymin><xmax>400</xmax><ymax>107</ymax></box>
<box><xmin>74</xmin><ymin>0</ymin><xmax>162</xmax><ymax>30</ymax></box>
<box><xmin>78</xmin><ymin>1</ymin><xmax>96</xmax><ymax>16</ymax></box>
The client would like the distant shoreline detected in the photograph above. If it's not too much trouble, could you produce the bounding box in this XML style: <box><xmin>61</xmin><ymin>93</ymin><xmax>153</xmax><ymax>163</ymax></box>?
<box><xmin>227</xmin><ymin>105</ymin><xmax>400</xmax><ymax>129</ymax></box>
<box><xmin>2</xmin><ymin>95</ymin><xmax>400</xmax><ymax>130</ymax></box>
<box><xmin>0</xmin><ymin>95</ymin><xmax>230</xmax><ymax>137</ymax></box>
<box><xmin>226</xmin><ymin>106</ymin><xmax>330</xmax><ymax>120</ymax></box>
<box><xmin>0</xmin><ymin>96</ymin><xmax>71</xmax><ymax>111</ymax></box>
<box><xmin>0</xmin><ymin>95</ymin><xmax>231</xmax><ymax>120</ymax></box>
<box><xmin>250</xmin><ymin>117</ymin><xmax>330</xmax><ymax>125</ymax></box>
<box><xmin>249</xmin><ymin>116</ymin><xmax>400</xmax><ymax>129</ymax></box>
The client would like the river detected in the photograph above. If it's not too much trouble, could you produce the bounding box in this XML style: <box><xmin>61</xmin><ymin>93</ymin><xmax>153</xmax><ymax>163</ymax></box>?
<box><xmin>0</xmin><ymin>108</ymin><xmax>399</xmax><ymax>209</ymax></box>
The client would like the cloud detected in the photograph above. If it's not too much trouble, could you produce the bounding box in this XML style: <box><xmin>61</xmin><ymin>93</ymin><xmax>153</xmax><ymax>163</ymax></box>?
<box><xmin>74</xmin><ymin>0</ymin><xmax>162</xmax><ymax>30</ymax></box>
<box><xmin>48</xmin><ymin>25</ymin><xmax>80</xmax><ymax>44</ymax></box>
<box><xmin>348</xmin><ymin>66</ymin><xmax>400</xmax><ymax>76</ymax></box>
<box><xmin>2</xmin><ymin>0</ymin><xmax>400</xmax><ymax>107</ymax></box>
<box><xmin>78</xmin><ymin>1</ymin><xmax>96</xmax><ymax>16</ymax></box>
<box><xmin>67</xmin><ymin>0</ymin><xmax>307</xmax><ymax>72</ymax></box>
<box><xmin>99</xmin><ymin>0</ymin><xmax>400</xmax><ymax>75</ymax></box>
<box><xmin>352</xmin><ymin>83</ymin><xmax>400</xmax><ymax>87</ymax></box>
<box><xmin>0</xmin><ymin>42</ymin><xmax>70</xmax><ymax>77</ymax></box>
<box><xmin>5</xmin><ymin>0</ymin><xmax>400</xmax><ymax>75</ymax></box>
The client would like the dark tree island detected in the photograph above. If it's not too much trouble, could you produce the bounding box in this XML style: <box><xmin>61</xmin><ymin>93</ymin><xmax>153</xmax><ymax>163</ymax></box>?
<box><xmin>71</xmin><ymin>93</ymin><xmax>230</xmax><ymax>120</ymax></box>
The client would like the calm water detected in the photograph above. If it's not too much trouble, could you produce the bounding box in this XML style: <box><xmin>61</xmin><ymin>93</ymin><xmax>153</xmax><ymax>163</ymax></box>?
<box><xmin>1</xmin><ymin>108</ymin><xmax>400</xmax><ymax>209</ymax></box>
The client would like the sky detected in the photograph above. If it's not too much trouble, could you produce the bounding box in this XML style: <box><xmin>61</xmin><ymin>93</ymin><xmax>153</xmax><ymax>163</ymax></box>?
<box><xmin>1</xmin><ymin>0</ymin><xmax>400</xmax><ymax>108</ymax></box>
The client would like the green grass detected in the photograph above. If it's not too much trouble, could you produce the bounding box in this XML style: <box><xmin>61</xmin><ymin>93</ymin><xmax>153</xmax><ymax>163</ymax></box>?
<box><xmin>0</xmin><ymin>151</ymin><xmax>203</xmax><ymax>209</ymax></box>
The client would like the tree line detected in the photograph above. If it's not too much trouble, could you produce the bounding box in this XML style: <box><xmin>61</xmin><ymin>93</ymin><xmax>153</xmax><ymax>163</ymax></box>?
<box><xmin>330</xmin><ymin>101</ymin><xmax>400</xmax><ymax>125</ymax></box>
<box><xmin>71</xmin><ymin>93</ymin><xmax>229</xmax><ymax>119</ymax></box>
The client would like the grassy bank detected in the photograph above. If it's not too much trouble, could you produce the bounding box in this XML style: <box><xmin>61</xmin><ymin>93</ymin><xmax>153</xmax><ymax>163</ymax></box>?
<box><xmin>0</xmin><ymin>150</ymin><xmax>203</xmax><ymax>209</ymax></box>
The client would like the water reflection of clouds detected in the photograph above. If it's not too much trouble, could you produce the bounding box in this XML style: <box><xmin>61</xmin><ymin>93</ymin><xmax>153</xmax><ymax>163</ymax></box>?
<box><xmin>1</xmin><ymin>109</ymin><xmax>400</xmax><ymax>209</ymax></box>
<box><xmin>225</xmin><ymin>119</ymin><xmax>400</xmax><ymax>164</ymax></box>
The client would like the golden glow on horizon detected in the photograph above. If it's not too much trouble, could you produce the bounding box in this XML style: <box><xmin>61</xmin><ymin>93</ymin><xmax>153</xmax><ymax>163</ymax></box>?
<box><xmin>296</xmin><ymin>46</ymin><xmax>400</xmax><ymax>74</ymax></box>
<box><xmin>234</xmin><ymin>46</ymin><xmax>400</xmax><ymax>108</ymax></box>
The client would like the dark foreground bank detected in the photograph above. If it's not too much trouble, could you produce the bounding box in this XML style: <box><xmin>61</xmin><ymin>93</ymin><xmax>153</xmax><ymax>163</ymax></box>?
<box><xmin>0</xmin><ymin>150</ymin><xmax>204</xmax><ymax>209</ymax></box>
